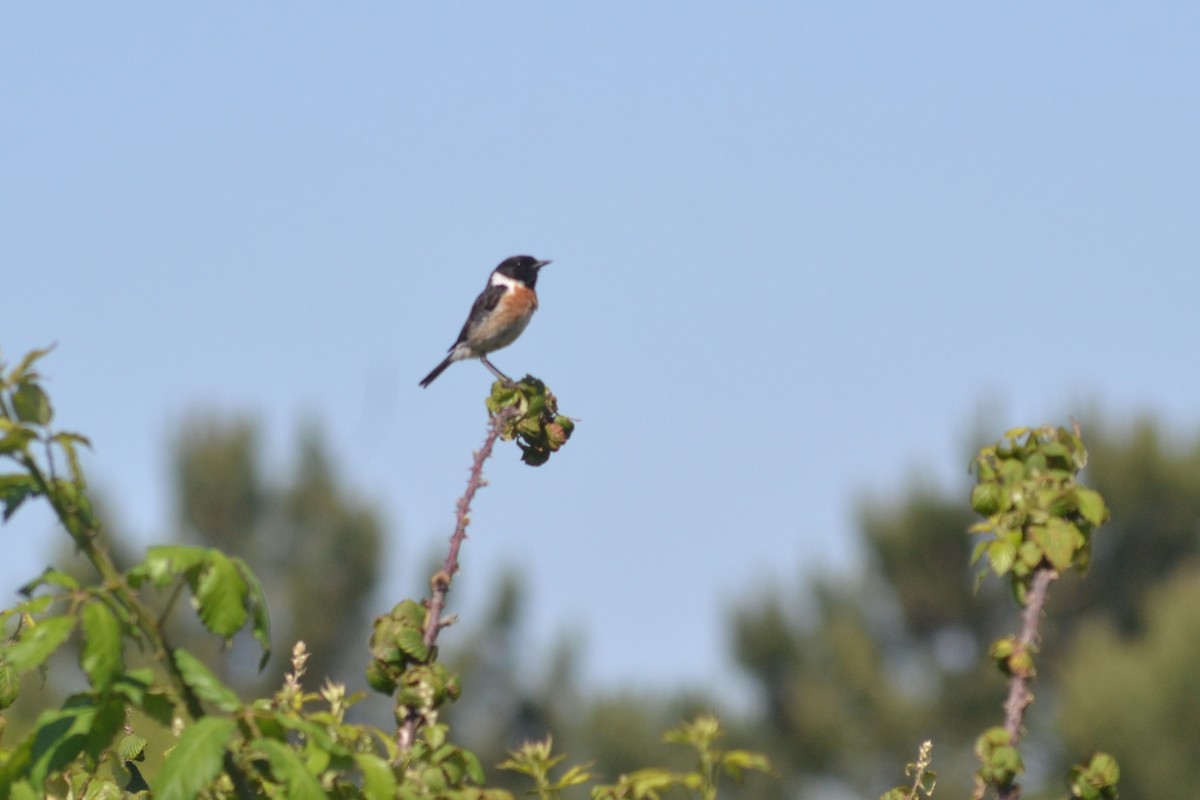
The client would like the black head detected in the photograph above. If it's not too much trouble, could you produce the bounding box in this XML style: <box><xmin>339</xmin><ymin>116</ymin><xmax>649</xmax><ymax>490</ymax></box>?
<box><xmin>494</xmin><ymin>255</ymin><xmax>551</xmax><ymax>288</ymax></box>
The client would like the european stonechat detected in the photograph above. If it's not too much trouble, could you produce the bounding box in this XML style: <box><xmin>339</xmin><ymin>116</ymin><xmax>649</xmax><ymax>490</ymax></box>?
<box><xmin>419</xmin><ymin>255</ymin><xmax>551</xmax><ymax>388</ymax></box>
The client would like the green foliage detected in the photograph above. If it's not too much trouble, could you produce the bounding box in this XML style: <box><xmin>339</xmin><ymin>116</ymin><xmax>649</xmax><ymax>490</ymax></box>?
<box><xmin>498</xmin><ymin>737</ymin><xmax>591</xmax><ymax>799</ymax></box>
<box><xmin>965</xmin><ymin>426</ymin><xmax>1121</xmax><ymax>798</ymax></box>
<box><xmin>879</xmin><ymin>740</ymin><xmax>936</xmax><ymax>800</ymax></box>
<box><xmin>4</xmin><ymin>345</ymin><xmax>759</xmax><ymax>800</ymax></box>
<box><xmin>500</xmin><ymin>716</ymin><xmax>769</xmax><ymax>800</ymax></box>
<box><xmin>972</xmin><ymin>727</ymin><xmax>1023</xmax><ymax>790</ymax></box>
<box><xmin>1064</xmin><ymin>752</ymin><xmax>1119</xmax><ymax>800</ymax></box>
<box><xmin>1058</xmin><ymin>568</ymin><xmax>1200</xmax><ymax>797</ymax></box>
<box><xmin>969</xmin><ymin>425</ymin><xmax>1109</xmax><ymax>601</ymax></box>
<box><xmin>486</xmin><ymin>378</ymin><xmax>574</xmax><ymax>466</ymax></box>
<box><xmin>171</xmin><ymin>416</ymin><xmax>383</xmax><ymax>689</ymax></box>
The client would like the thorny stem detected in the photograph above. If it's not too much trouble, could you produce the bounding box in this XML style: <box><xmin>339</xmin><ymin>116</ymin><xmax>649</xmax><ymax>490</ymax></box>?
<box><xmin>396</xmin><ymin>406</ymin><xmax>518</xmax><ymax>753</ymax></box>
<box><xmin>997</xmin><ymin>567</ymin><xmax>1058</xmax><ymax>800</ymax></box>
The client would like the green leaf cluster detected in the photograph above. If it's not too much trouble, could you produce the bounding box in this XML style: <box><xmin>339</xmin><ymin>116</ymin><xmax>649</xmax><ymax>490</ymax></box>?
<box><xmin>1064</xmin><ymin>752</ymin><xmax>1119</xmax><ymax>800</ymax></box>
<box><xmin>972</xmin><ymin>727</ymin><xmax>1023</xmax><ymax>791</ymax></box>
<box><xmin>486</xmin><ymin>378</ymin><xmax>574</xmax><ymax>466</ymax></box>
<box><xmin>968</xmin><ymin>425</ymin><xmax>1110</xmax><ymax>601</ymax></box>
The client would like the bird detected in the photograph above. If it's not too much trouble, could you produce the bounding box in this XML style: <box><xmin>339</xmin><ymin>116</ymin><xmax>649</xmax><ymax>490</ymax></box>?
<box><xmin>419</xmin><ymin>255</ymin><xmax>551</xmax><ymax>388</ymax></box>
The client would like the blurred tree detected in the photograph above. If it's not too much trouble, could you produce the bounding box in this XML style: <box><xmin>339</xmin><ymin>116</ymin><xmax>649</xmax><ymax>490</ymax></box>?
<box><xmin>1050</xmin><ymin>417</ymin><xmax>1200</xmax><ymax>635</ymax></box>
<box><xmin>1058</xmin><ymin>568</ymin><xmax>1200</xmax><ymax>797</ymax></box>
<box><xmin>729</xmin><ymin>417</ymin><xmax>1200</xmax><ymax>797</ymax></box>
<box><xmin>174</xmin><ymin>416</ymin><xmax>383</xmax><ymax>689</ymax></box>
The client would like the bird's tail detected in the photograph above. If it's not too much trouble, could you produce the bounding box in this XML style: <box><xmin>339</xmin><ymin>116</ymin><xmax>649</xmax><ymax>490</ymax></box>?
<box><xmin>419</xmin><ymin>356</ymin><xmax>454</xmax><ymax>388</ymax></box>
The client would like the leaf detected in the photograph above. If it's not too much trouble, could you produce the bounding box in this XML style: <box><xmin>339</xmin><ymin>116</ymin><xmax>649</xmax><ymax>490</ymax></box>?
<box><xmin>1075</xmin><ymin>487</ymin><xmax>1108</xmax><ymax>527</ymax></box>
<box><xmin>8</xmin><ymin>345</ymin><xmax>56</xmax><ymax>383</ymax></box>
<box><xmin>255</xmin><ymin>738</ymin><xmax>326</xmax><ymax>800</ymax></box>
<box><xmin>721</xmin><ymin>749</ymin><xmax>771</xmax><ymax>778</ymax></box>
<box><xmin>29</xmin><ymin>695</ymin><xmax>97</xmax><ymax>785</ymax></box>
<box><xmin>0</xmin><ymin>659</ymin><xmax>19</xmax><ymax>709</ymax></box>
<box><xmin>83</xmin><ymin>694</ymin><xmax>126</xmax><ymax>762</ymax></box>
<box><xmin>5</xmin><ymin>615</ymin><xmax>76</xmax><ymax>672</ymax></box>
<box><xmin>986</xmin><ymin>539</ymin><xmax>1016</xmax><ymax>576</ymax></box>
<box><xmin>52</xmin><ymin>432</ymin><xmax>91</xmax><ymax>486</ymax></box>
<box><xmin>1042</xmin><ymin>518</ymin><xmax>1080</xmax><ymax>572</ymax></box>
<box><xmin>461</xmin><ymin>748</ymin><xmax>486</xmax><ymax>784</ymax></box>
<box><xmin>152</xmin><ymin>717</ymin><xmax>236</xmax><ymax>800</ymax></box>
<box><xmin>0</xmin><ymin>473</ymin><xmax>39</xmax><ymax>522</ymax></box>
<box><xmin>356</xmin><ymin>752</ymin><xmax>398</xmax><ymax>800</ymax></box>
<box><xmin>232</xmin><ymin>556</ymin><xmax>272</xmax><ymax>671</ymax></box>
<box><xmin>81</xmin><ymin>779</ymin><xmax>124</xmax><ymax>800</ymax></box>
<box><xmin>194</xmin><ymin>550</ymin><xmax>249</xmax><ymax>638</ymax></box>
<box><xmin>135</xmin><ymin>545</ymin><xmax>210</xmax><ymax>589</ymax></box>
<box><xmin>0</xmin><ymin>420</ymin><xmax>37</xmax><ymax>455</ymax></box>
<box><xmin>396</xmin><ymin>627</ymin><xmax>430</xmax><ymax>662</ymax></box>
<box><xmin>970</xmin><ymin>483</ymin><xmax>1002</xmax><ymax>515</ymax></box>
<box><xmin>80</xmin><ymin>601</ymin><xmax>124</xmax><ymax>690</ymax></box>
<box><xmin>173</xmin><ymin>649</ymin><xmax>241</xmax><ymax>712</ymax></box>
<box><xmin>12</xmin><ymin>381</ymin><xmax>52</xmax><ymax>425</ymax></box>
<box><xmin>110</xmin><ymin>668</ymin><xmax>153</xmax><ymax>707</ymax></box>
<box><xmin>17</xmin><ymin>566</ymin><xmax>80</xmax><ymax>596</ymax></box>
<box><xmin>118</xmin><ymin>733</ymin><xmax>148</xmax><ymax>761</ymax></box>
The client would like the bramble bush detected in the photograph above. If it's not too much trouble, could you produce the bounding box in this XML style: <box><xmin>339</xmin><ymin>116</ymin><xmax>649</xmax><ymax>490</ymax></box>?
<box><xmin>0</xmin><ymin>346</ymin><xmax>1119</xmax><ymax>798</ymax></box>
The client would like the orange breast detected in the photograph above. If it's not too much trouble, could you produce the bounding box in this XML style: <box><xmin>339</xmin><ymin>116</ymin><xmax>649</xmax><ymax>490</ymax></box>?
<box><xmin>470</xmin><ymin>285</ymin><xmax>538</xmax><ymax>352</ymax></box>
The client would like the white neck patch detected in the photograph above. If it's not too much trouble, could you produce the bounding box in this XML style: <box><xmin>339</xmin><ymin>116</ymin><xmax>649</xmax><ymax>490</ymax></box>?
<box><xmin>490</xmin><ymin>271</ymin><xmax>521</xmax><ymax>290</ymax></box>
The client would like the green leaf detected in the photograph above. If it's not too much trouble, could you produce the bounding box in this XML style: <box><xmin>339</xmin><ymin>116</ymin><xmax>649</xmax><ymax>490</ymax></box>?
<box><xmin>0</xmin><ymin>473</ymin><xmax>39</xmax><ymax>522</ymax></box>
<box><xmin>396</xmin><ymin>627</ymin><xmax>430</xmax><ymax>662</ymax></box>
<box><xmin>12</xmin><ymin>381</ymin><xmax>52</xmax><ymax>425</ymax></box>
<box><xmin>80</xmin><ymin>601</ymin><xmax>124</xmax><ymax>690</ymax></box>
<box><xmin>173</xmin><ymin>649</ymin><xmax>242</xmax><ymax>712</ymax></box>
<box><xmin>272</xmin><ymin>714</ymin><xmax>343</xmax><ymax>755</ymax></box>
<box><xmin>135</xmin><ymin>545</ymin><xmax>210</xmax><ymax>589</ymax></box>
<box><xmin>5</xmin><ymin>615</ymin><xmax>76</xmax><ymax>672</ymax></box>
<box><xmin>987</xmin><ymin>539</ymin><xmax>1016</xmax><ymax>576</ymax></box>
<box><xmin>970</xmin><ymin>538</ymin><xmax>990</xmax><ymax>566</ymax></box>
<box><xmin>722</xmin><ymin>749</ymin><xmax>772</xmax><ymax>778</ymax></box>
<box><xmin>110</xmin><ymin>667</ymin><xmax>153</xmax><ymax>707</ymax></box>
<box><xmin>51</xmin><ymin>432</ymin><xmax>92</xmax><ymax>486</ymax></box>
<box><xmin>461</xmin><ymin>748</ymin><xmax>486</xmax><ymax>784</ymax></box>
<box><xmin>255</xmin><ymin>738</ymin><xmax>326</xmax><ymax>800</ymax></box>
<box><xmin>194</xmin><ymin>550</ymin><xmax>249</xmax><ymax>638</ymax></box>
<box><xmin>970</xmin><ymin>483</ymin><xmax>1002</xmax><ymax>515</ymax></box>
<box><xmin>29</xmin><ymin>695</ymin><xmax>97</xmax><ymax>785</ymax></box>
<box><xmin>1075</xmin><ymin>487</ymin><xmax>1108</xmax><ymax>527</ymax></box>
<box><xmin>8</xmin><ymin>345</ymin><xmax>56</xmax><ymax>383</ymax></box>
<box><xmin>0</xmin><ymin>659</ymin><xmax>19</xmax><ymax>709</ymax></box>
<box><xmin>153</xmin><ymin>717</ymin><xmax>236</xmax><ymax>800</ymax></box>
<box><xmin>1038</xmin><ymin>518</ymin><xmax>1081</xmax><ymax>572</ymax></box>
<box><xmin>83</xmin><ymin>694</ymin><xmax>126</xmax><ymax>762</ymax></box>
<box><xmin>356</xmin><ymin>752</ymin><xmax>398</xmax><ymax>800</ymax></box>
<box><xmin>232</xmin><ymin>556</ymin><xmax>272</xmax><ymax>671</ymax></box>
<box><xmin>0</xmin><ymin>420</ymin><xmax>37</xmax><ymax>455</ymax></box>
<box><xmin>17</xmin><ymin>566</ymin><xmax>80</xmax><ymax>596</ymax></box>
<box><xmin>118</xmin><ymin>733</ymin><xmax>148</xmax><ymax>761</ymax></box>
<box><xmin>81</xmin><ymin>780</ymin><xmax>124</xmax><ymax>800</ymax></box>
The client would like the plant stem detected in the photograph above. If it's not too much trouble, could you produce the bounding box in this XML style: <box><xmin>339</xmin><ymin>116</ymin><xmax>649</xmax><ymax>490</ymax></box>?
<box><xmin>397</xmin><ymin>406</ymin><xmax>517</xmax><ymax>753</ymax></box>
<box><xmin>998</xmin><ymin>567</ymin><xmax>1058</xmax><ymax>800</ymax></box>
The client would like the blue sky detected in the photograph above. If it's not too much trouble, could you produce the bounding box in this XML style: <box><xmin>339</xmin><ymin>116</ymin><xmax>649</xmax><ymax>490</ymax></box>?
<box><xmin>3</xmin><ymin>4</ymin><xmax>1198</xmax><ymax>696</ymax></box>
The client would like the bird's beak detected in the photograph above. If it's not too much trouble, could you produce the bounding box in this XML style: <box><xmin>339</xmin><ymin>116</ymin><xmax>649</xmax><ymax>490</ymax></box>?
<box><xmin>535</xmin><ymin>259</ymin><xmax>552</xmax><ymax>270</ymax></box>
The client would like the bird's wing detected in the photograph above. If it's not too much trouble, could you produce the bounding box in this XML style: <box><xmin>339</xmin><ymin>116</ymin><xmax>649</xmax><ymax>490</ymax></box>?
<box><xmin>451</xmin><ymin>282</ymin><xmax>507</xmax><ymax>347</ymax></box>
